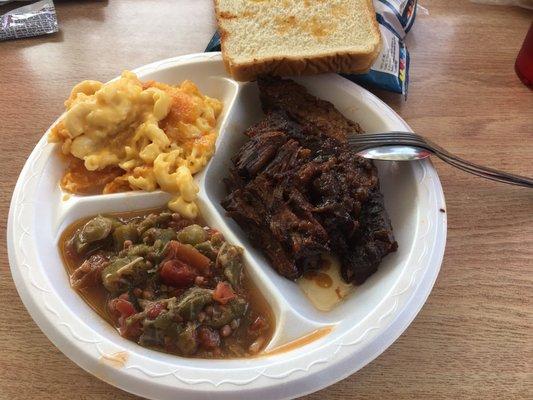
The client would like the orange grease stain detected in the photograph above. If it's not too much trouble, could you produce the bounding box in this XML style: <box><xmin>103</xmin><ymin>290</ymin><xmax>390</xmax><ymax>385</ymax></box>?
<box><xmin>99</xmin><ymin>351</ymin><xmax>128</xmax><ymax>368</ymax></box>
<box><xmin>262</xmin><ymin>326</ymin><xmax>333</xmax><ymax>356</ymax></box>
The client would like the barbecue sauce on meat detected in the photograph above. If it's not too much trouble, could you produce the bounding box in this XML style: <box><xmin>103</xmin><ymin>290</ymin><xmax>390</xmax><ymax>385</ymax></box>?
<box><xmin>222</xmin><ymin>77</ymin><xmax>397</xmax><ymax>285</ymax></box>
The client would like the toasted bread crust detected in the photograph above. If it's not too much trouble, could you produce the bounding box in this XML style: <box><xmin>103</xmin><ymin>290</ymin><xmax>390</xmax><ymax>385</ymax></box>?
<box><xmin>223</xmin><ymin>40</ymin><xmax>382</xmax><ymax>82</ymax></box>
<box><xmin>227</xmin><ymin>45</ymin><xmax>380</xmax><ymax>81</ymax></box>
<box><xmin>214</xmin><ymin>0</ymin><xmax>382</xmax><ymax>81</ymax></box>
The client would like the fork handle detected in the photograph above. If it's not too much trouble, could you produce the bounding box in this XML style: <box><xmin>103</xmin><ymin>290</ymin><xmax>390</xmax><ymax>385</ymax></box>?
<box><xmin>350</xmin><ymin>133</ymin><xmax>533</xmax><ymax>188</ymax></box>
<box><xmin>429</xmin><ymin>147</ymin><xmax>533</xmax><ymax>188</ymax></box>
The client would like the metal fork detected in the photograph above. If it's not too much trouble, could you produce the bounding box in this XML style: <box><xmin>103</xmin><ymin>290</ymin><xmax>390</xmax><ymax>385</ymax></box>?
<box><xmin>348</xmin><ymin>132</ymin><xmax>533</xmax><ymax>188</ymax></box>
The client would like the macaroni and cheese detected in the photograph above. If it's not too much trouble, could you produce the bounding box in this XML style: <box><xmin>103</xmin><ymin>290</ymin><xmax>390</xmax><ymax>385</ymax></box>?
<box><xmin>49</xmin><ymin>71</ymin><xmax>223</xmax><ymax>219</ymax></box>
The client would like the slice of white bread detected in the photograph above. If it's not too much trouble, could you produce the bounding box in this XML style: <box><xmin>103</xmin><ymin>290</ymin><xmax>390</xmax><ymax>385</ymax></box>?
<box><xmin>214</xmin><ymin>0</ymin><xmax>381</xmax><ymax>81</ymax></box>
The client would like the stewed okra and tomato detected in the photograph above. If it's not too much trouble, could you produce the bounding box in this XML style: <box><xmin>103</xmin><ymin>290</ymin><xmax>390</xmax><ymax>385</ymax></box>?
<box><xmin>62</xmin><ymin>209</ymin><xmax>274</xmax><ymax>358</ymax></box>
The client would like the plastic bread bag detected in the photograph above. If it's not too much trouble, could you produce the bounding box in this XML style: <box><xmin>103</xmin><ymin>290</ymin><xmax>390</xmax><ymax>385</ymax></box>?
<box><xmin>0</xmin><ymin>0</ymin><xmax>59</xmax><ymax>41</ymax></box>
<box><xmin>205</xmin><ymin>0</ymin><xmax>420</xmax><ymax>96</ymax></box>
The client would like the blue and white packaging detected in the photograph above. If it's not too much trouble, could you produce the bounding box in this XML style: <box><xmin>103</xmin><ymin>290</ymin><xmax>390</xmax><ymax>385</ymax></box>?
<box><xmin>344</xmin><ymin>0</ymin><xmax>417</xmax><ymax>95</ymax></box>
<box><xmin>205</xmin><ymin>0</ymin><xmax>418</xmax><ymax>96</ymax></box>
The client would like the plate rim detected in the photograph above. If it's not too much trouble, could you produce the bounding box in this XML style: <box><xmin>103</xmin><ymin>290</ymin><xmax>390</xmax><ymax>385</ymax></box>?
<box><xmin>7</xmin><ymin>52</ymin><xmax>447</xmax><ymax>400</ymax></box>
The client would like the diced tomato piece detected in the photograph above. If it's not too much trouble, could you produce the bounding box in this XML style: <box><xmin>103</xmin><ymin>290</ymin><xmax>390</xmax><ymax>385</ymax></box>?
<box><xmin>119</xmin><ymin>319</ymin><xmax>142</xmax><ymax>340</ymax></box>
<box><xmin>161</xmin><ymin>241</ymin><xmax>178</xmax><ymax>263</ymax></box>
<box><xmin>115</xmin><ymin>298</ymin><xmax>136</xmax><ymax>318</ymax></box>
<box><xmin>147</xmin><ymin>302</ymin><xmax>165</xmax><ymax>320</ymax></box>
<box><xmin>213</xmin><ymin>282</ymin><xmax>236</xmax><ymax>305</ymax></box>
<box><xmin>160</xmin><ymin>259</ymin><xmax>197</xmax><ymax>288</ymax></box>
<box><xmin>197</xmin><ymin>326</ymin><xmax>220</xmax><ymax>350</ymax></box>
<box><xmin>248</xmin><ymin>315</ymin><xmax>268</xmax><ymax>334</ymax></box>
<box><xmin>110</xmin><ymin>299</ymin><xmax>140</xmax><ymax>340</ymax></box>
<box><xmin>108</xmin><ymin>298</ymin><xmax>118</xmax><ymax>315</ymax></box>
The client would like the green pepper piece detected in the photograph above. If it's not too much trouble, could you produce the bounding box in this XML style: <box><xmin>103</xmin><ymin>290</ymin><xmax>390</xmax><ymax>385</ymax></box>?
<box><xmin>208</xmin><ymin>306</ymin><xmax>234</xmax><ymax>328</ymax></box>
<box><xmin>101</xmin><ymin>255</ymin><xmax>144</xmax><ymax>293</ymax></box>
<box><xmin>119</xmin><ymin>243</ymin><xmax>152</xmax><ymax>258</ymax></box>
<box><xmin>113</xmin><ymin>224</ymin><xmax>139</xmax><ymax>251</ymax></box>
<box><xmin>142</xmin><ymin>227</ymin><xmax>177</xmax><ymax>246</ymax></box>
<box><xmin>207</xmin><ymin>297</ymin><xmax>248</xmax><ymax>328</ymax></box>
<box><xmin>177</xmin><ymin>224</ymin><xmax>208</xmax><ymax>245</ymax></box>
<box><xmin>74</xmin><ymin>215</ymin><xmax>116</xmax><ymax>254</ymax></box>
<box><xmin>217</xmin><ymin>243</ymin><xmax>244</xmax><ymax>289</ymax></box>
<box><xmin>151</xmin><ymin>312</ymin><xmax>174</xmax><ymax>330</ymax></box>
<box><xmin>174</xmin><ymin>287</ymin><xmax>214</xmax><ymax>320</ymax></box>
<box><xmin>136</xmin><ymin>212</ymin><xmax>173</xmax><ymax>236</ymax></box>
<box><xmin>138</xmin><ymin>326</ymin><xmax>165</xmax><ymax>347</ymax></box>
<box><xmin>229</xmin><ymin>297</ymin><xmax>248</xmax><ymax>318</ymax></box>
<box><xmin>72</xmin><ymin>238</ymin><xmax>96</xmax><ymax>255</ymax></box>
<box><xmin>158</xmin><ymin>228</ymin><xmax>177</xmax><ymax>244</ymax></box>
<box><xmin>194</xmin><ymin>241</ymin><xmax>218</xmax><ymax>260</ymax></box>
<box><xmin>176</xmin><ymin>322</ymin><xmax>198</xmax><ymax>355</ymax></box>
<box><xmin>157</xmin><ymin>212</ymin><xmax>173</xmax><ymax>225</ymax></box>
<box><xmin>136</xmin><ymin>214</ymin><xmax>157</xmax><ymax>236</ymax></box>
<box><xmin>79</xmin><ymin>215</ymin><xmax>115</xmax><ymax>243</ymax></box>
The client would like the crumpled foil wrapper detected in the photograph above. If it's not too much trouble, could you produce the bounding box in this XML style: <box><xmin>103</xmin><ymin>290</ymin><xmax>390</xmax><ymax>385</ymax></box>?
<box><xmin>1</xmin><ymin>0</ymin><xmax>58</xmax><ymax>41</ymax></box>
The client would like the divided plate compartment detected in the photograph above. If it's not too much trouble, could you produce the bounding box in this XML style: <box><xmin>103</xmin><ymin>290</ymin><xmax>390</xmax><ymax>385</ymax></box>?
<box><xmin>8</xmin><ymin>53</ymin><xmax>447</xmax><ymax>400</ymax></box>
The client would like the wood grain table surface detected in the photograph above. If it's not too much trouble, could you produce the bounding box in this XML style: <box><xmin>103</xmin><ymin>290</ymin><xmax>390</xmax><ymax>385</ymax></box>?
<box><xmin>0</xmin><ymin>1</ymin><xmax>531</xmax><ymax>399</ymax></box>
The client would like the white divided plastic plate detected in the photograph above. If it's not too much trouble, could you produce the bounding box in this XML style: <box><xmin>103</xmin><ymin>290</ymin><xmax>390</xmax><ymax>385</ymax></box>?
<box><xmin>7</xmin><ymin>53</ymin><xmax>447</xmax><ymax>400</ymax></box>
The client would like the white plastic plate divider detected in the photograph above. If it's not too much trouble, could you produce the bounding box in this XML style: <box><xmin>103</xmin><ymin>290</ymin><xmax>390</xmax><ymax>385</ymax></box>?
<box><xmin>7</xmin><ymin>52</ymin><xmax>447</xmax><ymax>400</ymax></box>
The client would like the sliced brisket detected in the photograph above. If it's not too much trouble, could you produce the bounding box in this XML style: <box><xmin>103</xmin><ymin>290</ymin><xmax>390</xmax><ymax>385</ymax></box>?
<box><xmin>257</xmin><ymin>76</ymin><xmax>363</xmax><ymax>142</ymax></box>
<box><xmin>222</xmin><ymin>77</ymin><xmax>397</xmax><ymax>285</ymax></box>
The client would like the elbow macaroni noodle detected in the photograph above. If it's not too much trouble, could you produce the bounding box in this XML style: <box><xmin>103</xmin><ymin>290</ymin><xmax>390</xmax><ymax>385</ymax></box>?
<box><xmin>49</xmin><ymin>71</ymin><xmax>223</xmax><ymax>219</ymax></box>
